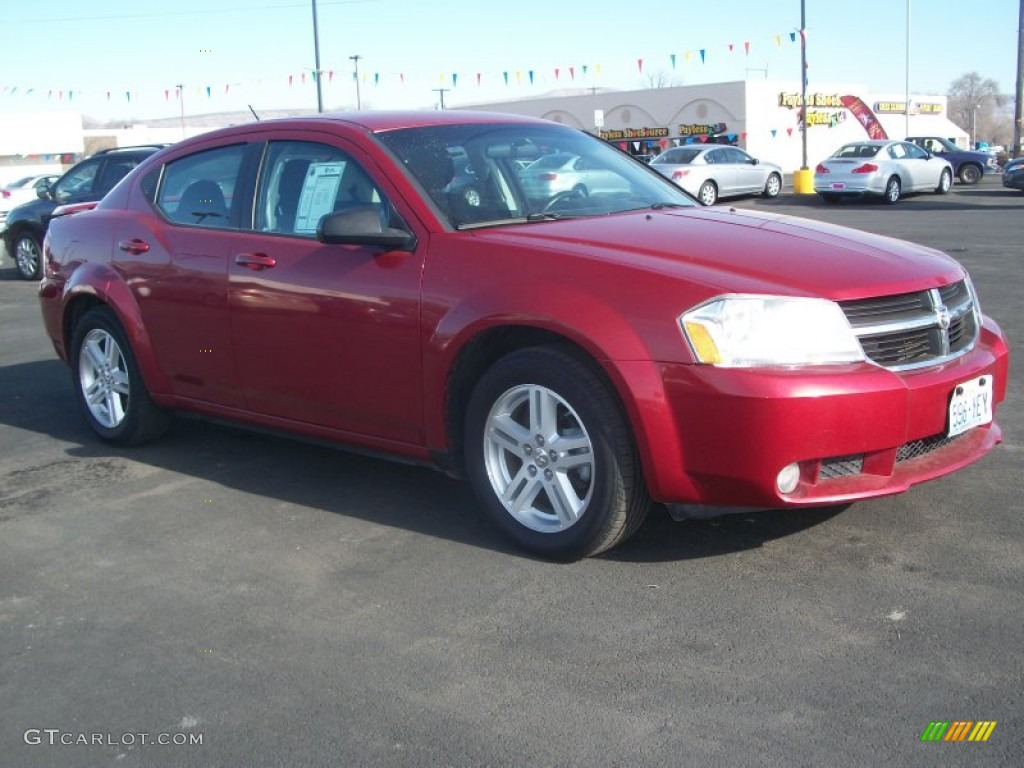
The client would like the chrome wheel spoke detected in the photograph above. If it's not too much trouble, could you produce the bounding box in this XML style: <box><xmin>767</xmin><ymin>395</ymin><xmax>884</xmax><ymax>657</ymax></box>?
<box><xmin>529</xmin><ymin>386</ymin><xmax>559</xmax><ymax>438</ymax></box>
<box><xmin>548</xmin><ymin>474</ymin><xmax>582</xmax><ymax>526</ymax></box>
<box><xmin>110</xmin><ymin>370</ymin><xmax>130</xmax><ymax>395</ymax></box>
<box><xmin>84</xmin><ymin>339</ymin><xmax>105</xmax><ymax>372</ymax></box>
<box><xmin>489</xmin><ymin>413</ymin><xmax>531</xmax><ymax>454</ymax></box>
<box><xmin>79</xmin><ymin>328</ymin><xmax>130</xmax><ymax>429</ymax></box>
<box><xmin>483</xmin><ymin>383</ymin><xmax>595</xmax><ymax>533</ymax></box>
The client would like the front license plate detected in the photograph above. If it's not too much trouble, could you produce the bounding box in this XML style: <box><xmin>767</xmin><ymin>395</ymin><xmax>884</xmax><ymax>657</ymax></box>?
<box><xmin>947</xmin><ymin>375</ymin><xmax>993</xmax><ymax>437</ymax></box>
<box><xmin>831</xmin><ymin>182</ymin><xmax>846</xmax><ymax>190</ymax></box>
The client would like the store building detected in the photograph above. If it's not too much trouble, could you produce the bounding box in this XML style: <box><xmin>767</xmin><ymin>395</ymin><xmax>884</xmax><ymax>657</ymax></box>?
<box><xmin>468</xmin><ymin>79</ymin><xmax>968</xmax><ymax>172</ymax></box>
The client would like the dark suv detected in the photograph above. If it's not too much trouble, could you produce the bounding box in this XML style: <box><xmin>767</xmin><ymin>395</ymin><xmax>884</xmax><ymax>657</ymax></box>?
<box><xmin>3</xmin><ymin>145</ymin><xmax>165</xmax><ymax>279</ymax></box>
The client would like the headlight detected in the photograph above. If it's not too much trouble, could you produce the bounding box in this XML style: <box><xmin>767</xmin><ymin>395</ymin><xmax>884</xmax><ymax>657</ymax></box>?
<box><xmin>679</xmin><ymin>295</ymin><xmax>865</xmax><ymax>367</ymax></box>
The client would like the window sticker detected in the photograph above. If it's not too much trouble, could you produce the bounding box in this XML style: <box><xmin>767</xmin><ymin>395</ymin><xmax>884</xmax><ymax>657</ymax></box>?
<box><xmin>294</xmin><ymin>162</ymin><xmax>345</xmax><ymax>233</ymax></box>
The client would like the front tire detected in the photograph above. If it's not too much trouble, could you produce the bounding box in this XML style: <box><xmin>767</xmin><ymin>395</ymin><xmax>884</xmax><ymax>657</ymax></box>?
<box><xmin>883</xmin><ymin>176</ymin><xmax>901</xmax><ymax>204</ymax></box>
<box><xmin>13</xmin><ymin>231</ymin><xmax>43</xmax><ymax>280</ymax></box>
<box><xmin>464</xmin><ymin>346</ymin><xmax>648</xmax><ymax>560</ymax></box>
<box><xmin>935</xmin><ymin>169</ymin><xmax>952</xmax><ymax>194</ymax></box>
<box><xmin>697</xmin><ymin>180</ymin><xmax>718</xmax><ymax>206</ymax></box>
<box><xmin>70</xmin><ymin>307</ymin><xmax>170</xmax><ymax>445</ymax></box>
<box><xmin>762</xmin><ymin>173</ymin><xmax>782</xmax><ymax>198</ymax></box>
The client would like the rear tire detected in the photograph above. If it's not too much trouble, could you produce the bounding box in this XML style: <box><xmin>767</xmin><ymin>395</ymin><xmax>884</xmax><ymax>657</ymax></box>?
<box><xmin>958</xmin><ymin>164</ymin><xmax>981</xmax><ymax>184</ymax></box>
<box><xmin>883</xmin><ymin>176</ymin><xmax>901</xmax><ymax>204</ymax></box>
<box><xmin>464</xmin><ymin>346</ymin><xmax>649</xmax><ymax>560</ymax></box>
<box><xmin>13</xmin><ymin>231</ymin><xmax>43</xmax><ymax>280</ymax></box>
<box><xmin>70</xmin><ymin>307</ymin><xmax>170</xmax><ymax>446</ymax></box>
<box><xmin>762</xmin><ymin>173</ymin><xmax>782</xmax><ymax>198</ymax></box>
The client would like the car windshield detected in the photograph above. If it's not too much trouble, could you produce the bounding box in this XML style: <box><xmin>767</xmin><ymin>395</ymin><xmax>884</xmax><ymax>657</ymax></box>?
<box><xmin>5</xmin><ymin>176</ymin><xmax>36</xmax><ymax>189</ymax></box>
<box><xmin>834</xmin><ymin>144</ymin><xmax>880</xmax><ymax>159</ymax></box>
<box><xmin>377</xmin><ymin>122</ymin><xmax>695</xmax><ymax>228</ymax></box>
<box><xmin>651</xmin><ymin>148</ymin><xmax>701</xmax><ymax>165</ymax></box>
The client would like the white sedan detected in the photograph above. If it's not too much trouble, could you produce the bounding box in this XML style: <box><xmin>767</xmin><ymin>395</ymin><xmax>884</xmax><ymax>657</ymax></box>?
<box><xmin>814</xmin><ymin>141</ymin><xmax>953</xmax><ymax>204</ymax></box>
<box><xmin>0</xmin><ymin>174</ymin><xmax>60</xmax><ymax>229</ymax></box>
<box><xmin>649</xmin><ymin>145</ymin><xmax>783</xmax><ymax>205</ymax></box>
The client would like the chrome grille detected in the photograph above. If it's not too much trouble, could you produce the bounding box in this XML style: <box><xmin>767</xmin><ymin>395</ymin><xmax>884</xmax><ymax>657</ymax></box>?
<box><xmin>839</xmin><ymin>281</ymin><xmax>978</xmax><ymax>370</ymax></box>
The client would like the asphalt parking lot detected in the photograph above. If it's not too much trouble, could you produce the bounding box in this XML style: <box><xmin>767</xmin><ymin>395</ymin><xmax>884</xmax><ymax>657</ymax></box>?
<box><xmin>1</xmin><ymin>177</ymin><xmax>1021</xmax><ymax>767</ymax></box>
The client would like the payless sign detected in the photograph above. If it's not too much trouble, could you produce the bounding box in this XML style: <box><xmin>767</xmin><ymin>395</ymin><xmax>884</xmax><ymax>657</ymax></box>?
<box><xmin>874</xmin><ymin>101</ymin><xmax>943</xmax><ymax>114</ymax></box>
<box><xmin>599</xmin><ymin>127</ymin><xmax>669</xmax><ymax>141</ymax></box>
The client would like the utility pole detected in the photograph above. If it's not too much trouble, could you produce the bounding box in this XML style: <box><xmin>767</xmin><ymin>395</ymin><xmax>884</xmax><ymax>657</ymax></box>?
<box><xmin>350</xmin><ymin>55</ymin><xmax>362</xmax><ymax>110</ymax></box>
<box><xmin>176</xmin><ymin>83</ymin><xmax>185</xmax><ymax>139</ymax></box>
<box><xmin>905</xmin><ymin>0</ymin><xmax>911</xmax><ymax>138</ymax></box>
<box><xmin>799</xmin><ymin>0</ymin><xmax>808</xmax><ymax>171</ymax></box>
<box><xmin>311</xmin><ymin>0</ymin><xmax>323</xmax><ymax>112</ymax></box>
<box><xmin>1014</xmin><ymin>0</ymin><xmax>1023</xmax><ymax>157</ymax></box>
<box><xmin>432</xmin><ymin>87</ymin><xmax>449</xmax><ymax>109</ymax></box>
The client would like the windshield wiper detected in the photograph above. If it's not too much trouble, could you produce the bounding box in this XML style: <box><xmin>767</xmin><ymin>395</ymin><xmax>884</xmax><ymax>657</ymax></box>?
<box><xmin>649</xmin><ymin>202</ymin><xmax>689</xmax><ymax>210</ymax></box>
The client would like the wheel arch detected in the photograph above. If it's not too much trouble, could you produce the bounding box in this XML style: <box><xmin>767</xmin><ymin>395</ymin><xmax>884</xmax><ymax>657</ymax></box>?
<box><xmin>61</xmin><ymin>268</ymin><xmax>172</xmax><ymax>398</ymax></box>
<box><xmin>433</xmin><ymin>319</ymin><xmax>686</xmax><ymax>501</ymax></box>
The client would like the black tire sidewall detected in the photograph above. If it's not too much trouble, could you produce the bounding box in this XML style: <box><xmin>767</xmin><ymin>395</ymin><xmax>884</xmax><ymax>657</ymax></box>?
<box><xmin>464</xmin><ymin>348</ymin><xmax>631</xmax><ymax>560</ymax></box>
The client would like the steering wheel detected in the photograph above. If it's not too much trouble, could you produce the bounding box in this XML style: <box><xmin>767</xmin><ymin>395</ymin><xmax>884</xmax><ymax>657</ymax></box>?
<box><xmin>542</xmin><ymin>189</ymin><xmax>585</xmax><ymax>213</ymax></box>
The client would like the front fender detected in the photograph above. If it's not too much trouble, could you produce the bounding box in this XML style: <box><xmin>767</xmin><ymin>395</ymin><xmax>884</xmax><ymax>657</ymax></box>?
<box><xmin>422</xmin><ymin>280</ymin><xmax>691</xmax><ymax>500</ymax></box>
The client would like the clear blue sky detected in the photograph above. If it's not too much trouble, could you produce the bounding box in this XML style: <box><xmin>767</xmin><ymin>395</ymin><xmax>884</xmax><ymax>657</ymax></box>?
<box><xmin>1</xmin><ymin>0</ymin><xmax>1019</xmax><ymax>122</ymax></box>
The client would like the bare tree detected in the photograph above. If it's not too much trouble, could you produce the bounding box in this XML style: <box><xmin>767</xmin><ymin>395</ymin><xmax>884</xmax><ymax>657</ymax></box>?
<box><xmin>642</xmin><ymin>71</ymin><xmax>681</xmax><ymax>89</ymax></box>
<box><xmin>947</xmin><ymin>72</ymin><xmax>1004</xmax><ymax>144</ymax></box>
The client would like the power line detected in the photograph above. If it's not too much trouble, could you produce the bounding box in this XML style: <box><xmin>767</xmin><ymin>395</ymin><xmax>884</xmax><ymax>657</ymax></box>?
<box><xmin>8</xmin><ymin>0</ymin><xmax>378</xmax><ymax>25</ymax></box>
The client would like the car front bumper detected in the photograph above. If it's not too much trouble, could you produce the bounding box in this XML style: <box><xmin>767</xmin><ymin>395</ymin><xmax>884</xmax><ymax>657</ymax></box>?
<box><xmin>1002</xmin><ymin>170</ymin><xmax>1024</xmax><ymax>190</ymax></box>
<box><xmin>619</xmin><ymin>314</ymin><xmax>1009</xmax><ymax>508</ymax></box>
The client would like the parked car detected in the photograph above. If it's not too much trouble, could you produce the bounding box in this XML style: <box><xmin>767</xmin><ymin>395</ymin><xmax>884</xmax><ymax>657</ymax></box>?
<box><xmin>0</xmin><ymin>173</ymin><xmax>60</xmax><ymax>229</ymax></box>
<box><xmin>905</xmin><ymin>136</ymin><xmax>999</xmax><ymax>184</ymax></box>
<box><xmin>517</xmin><ymin>151</ymin><xmax>632</xmax><ymax>203</ymax></box>
<box><xmin>3</xmin><ymin>145</ymin><xmax>165</xmax><ymax>280</ymax></box>
<box><xmin>649</xmin><ymin>145</ymin><xmax>783</xmax><ymax>205</ymax></box>
<box><xmin>38</xmin><ymin>111</ymin><xmax>1008</xmax><ymax>560</ymax></box>
<box><xmin>1002</xmin><ymin>156</ymin><xmax>1024</xmax><ymax>192</ymax></box>
<box><xmin>814</xmin><ymin>140</ymin><xmax>953</xmax><ymax>204</ymax></box>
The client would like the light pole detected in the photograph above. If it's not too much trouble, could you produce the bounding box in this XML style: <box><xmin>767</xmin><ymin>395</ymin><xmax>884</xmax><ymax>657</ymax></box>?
<box><xmin>1014</xmin><ymin>0</ymin><xmax>1023</xmax><ymax>156</ymax></box>
<box><xmin>971</xmin><ymin>104</ymin><xmax>978</xmax><ymax>148</ymax></box>
<box><xmin>800</xmin><ymin>0</ymin><xmax>808</xmax><ymax>171</ymax></box>
<box><xmin>176</xmin><ymin>83</ymin><xmax>185</xmax><ymax>139</ymax></box>
<box><xmin>905</xmin><ymin>0</ymin><xmax>911</xmax><ymax>137</ymax></box>
<box><xmin>350</xmin><ymin>55</ymin><xmax>362</xmax><ymax>110</ymax></box>
<box><xmin>793</xmin><ymin>0</ymin><xmax>815</xmax><ymax>193</ymax></box>
<box><xmin>311</xmin><ymin>0</ymin><xmax>323</xmax><ymax>112</ymax></box>
<box><xmin>433</xmin><ymin>87</ymin><xmax>449</xmax><ymax>109</ymax></box>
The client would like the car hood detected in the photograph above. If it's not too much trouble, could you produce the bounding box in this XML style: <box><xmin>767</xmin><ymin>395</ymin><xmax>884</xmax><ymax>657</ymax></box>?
<box><xmin>471</xmin><ymin>207</ymin><xmax>964</xmax><ymax>301</ymax></box>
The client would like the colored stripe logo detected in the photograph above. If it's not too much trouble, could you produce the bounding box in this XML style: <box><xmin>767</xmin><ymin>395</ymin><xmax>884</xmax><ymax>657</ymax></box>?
<box><xmin>921</xmin><ymin>721</ymin><xmax>997</xmax><ymax>742</ymax></box>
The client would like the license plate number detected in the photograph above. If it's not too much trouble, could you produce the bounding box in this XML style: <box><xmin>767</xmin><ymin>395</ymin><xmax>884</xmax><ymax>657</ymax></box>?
<box><xmin>831</xmin><ymin>182</ymin><xmax>846</xmax><ymax>190</ymax></box>
<box><xmin>947</xmin><ymin>375</ymin><xmax>993</xmax><ymax>437</ymax></box>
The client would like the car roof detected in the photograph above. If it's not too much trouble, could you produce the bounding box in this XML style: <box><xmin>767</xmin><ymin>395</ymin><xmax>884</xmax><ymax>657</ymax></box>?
<box><xmin>180</xmin><ymin>110</ymin><xmax>553</xmax><ymax>142</ymax></box>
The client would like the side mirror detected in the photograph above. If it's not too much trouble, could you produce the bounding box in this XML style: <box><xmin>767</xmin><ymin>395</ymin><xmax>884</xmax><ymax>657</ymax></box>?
<box><xmin>37</xmin><ymin>186</ymin><xmax>53</xmax><ymax>201</ymax></box>
<box><xmin>316</xmin><ymin>206</ymin><xmax>416</xmax><ymax>251</ymax></box>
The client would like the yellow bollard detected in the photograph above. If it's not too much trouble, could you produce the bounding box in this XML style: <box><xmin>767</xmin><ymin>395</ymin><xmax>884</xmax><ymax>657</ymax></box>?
<box><xmin>792</xmin><ymin>168</ymin><xmax>816</xmax><ymax>194</ymax></box>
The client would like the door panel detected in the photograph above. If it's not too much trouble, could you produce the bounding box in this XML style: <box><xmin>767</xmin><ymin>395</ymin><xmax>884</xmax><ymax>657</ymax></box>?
<box><xmin>227</xmin><ymin>139</ymin><xmax>425</xmax><ymax>444</ymax></box>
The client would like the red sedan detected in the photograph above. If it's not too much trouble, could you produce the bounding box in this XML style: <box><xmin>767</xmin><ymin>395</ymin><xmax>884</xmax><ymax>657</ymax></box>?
<box><xmin>39</xmin><ymin>111</ymin><xmax>1009</xmax><ymax>559</ymax></box>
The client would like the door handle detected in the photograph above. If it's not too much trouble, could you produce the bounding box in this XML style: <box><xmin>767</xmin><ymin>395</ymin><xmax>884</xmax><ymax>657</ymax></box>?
<box><xmin>234</xmin><ymin>253</ymin><xmax>277</xmax><ymax>270</ymax></box>
<box><xmin>118</xmin><ymin>238</ymin><xmax>150</xmax><ymax>255</ymax></box>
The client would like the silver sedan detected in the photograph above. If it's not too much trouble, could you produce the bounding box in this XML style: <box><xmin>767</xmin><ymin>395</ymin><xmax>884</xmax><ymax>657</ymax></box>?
<box><xmin>649</xmin><ymin>145</ymin><xmax>783</xmax><ymax>205</ymax></box>
<box><xmin>814</xmin><ymin>140</ymin><xmax>953</xmax><ymax>204</ymax></box>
